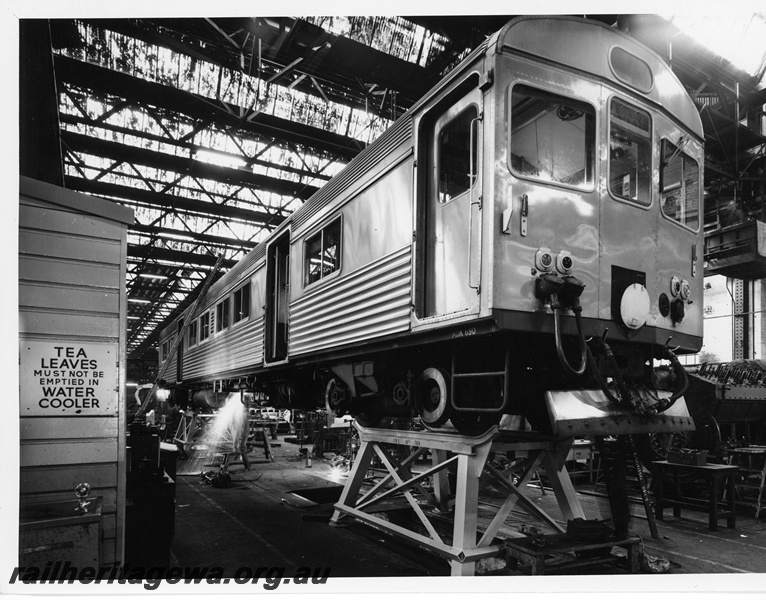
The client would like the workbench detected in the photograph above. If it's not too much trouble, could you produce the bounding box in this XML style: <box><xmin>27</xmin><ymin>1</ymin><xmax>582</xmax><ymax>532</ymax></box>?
<box><xmin>652</xmin><ymin>460</ymin><xmax>738</xmax><ymax>531</ymax></box>
<box><xmin>726</xmin><ymin>447</ymin><xmax>766</xmax><ymax>518</ymax></box>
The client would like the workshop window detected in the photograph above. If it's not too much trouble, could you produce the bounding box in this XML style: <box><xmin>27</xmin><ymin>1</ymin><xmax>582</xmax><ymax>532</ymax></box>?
<box><xmin>199</xmin><ymin>311</ymin><xmax>210</xmax><ymax>342</ymax></box>
<box><xmin>609</xmin><ymin>97</ymin><xmax>652</xmax><ymax>205</ymax></box>
<box><xmin>305</xmin><ymin>217</ymin><xmax>342</xmax><ymax>286</ymax></box>
<box><xmin>215</xmin><ymin>298</ymin><xmax>229</xmax><ymax>333</ymax></box>
<box><xmin>187</xmin><ymin>319</ymin><xmax>198</xmax><ymax>348</ymax></box>
<box><xmin>233</xmin><ymin>282</ymin><xmax>251</xmax><ymax>323</ymax></box>
<box><xmin>660</xmin><ymin>138</ymin><xmax>699</xmax><ymax>230</ymax></box>
<box><xmin>510</xmin><ymin>85</ymin><xmax>595</xmax><ymax>189</ymax></box>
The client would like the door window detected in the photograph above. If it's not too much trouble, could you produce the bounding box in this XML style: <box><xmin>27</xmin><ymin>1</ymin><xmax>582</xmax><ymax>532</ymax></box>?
<box><xmin>438</xmin><ymin>106</ymin><xmax>478</xmax><ymax>203</ymax></box>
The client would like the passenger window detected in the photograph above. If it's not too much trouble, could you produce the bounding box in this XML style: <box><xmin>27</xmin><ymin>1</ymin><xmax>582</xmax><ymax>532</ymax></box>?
<box><xmin>187</xmin><ymin>319</ymin><xmax>198</xmax><ymax>348</ymax></box>
<box><xmin>199</xmin><ymin>312</ymin><xmax>210</xmax><ymax>342</ymax></box>
<box><xmin>233</xmin><ymin>283</ymin><xmax>250</xmax><ymax>323</ymax></box>
<box><xmin>609</xmin><ymin>98</ymin><xmax>652</xmax><ymax>205</ymax></box>
<box><xmin>661</xmin><ymin>138</ymin><xmax>699</xmax><ymax>230</ymax></box>
<box><xmin>510</xmin><ymin>85</ymin><xmax>595</xmax><ymax>188</ymax></box>
<box><xmin>160</xmin><ymin>340</ymin><xmax>169</xmax><ymax>363</ymax></box>
<box><xmin>438</xmin><ymin>106</ymin><xmax>478</xmax><ymax>203</ymax></box>
<box><xmin>305</xmin><ymin>218</ymin><xmax>342</xmax><ymax>286</ymax></box>
<box><xmin>215</xmin><ymin>298</ymin><xmax>229</xmax><ymax>333</ymax></box>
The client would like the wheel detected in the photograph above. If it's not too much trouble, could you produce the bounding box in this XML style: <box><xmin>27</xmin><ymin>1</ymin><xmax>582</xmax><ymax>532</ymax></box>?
<box><xmin>324</xmin><ymin>377</ymin><xmax>350</xmax><ymax>419</ymax></box>
<box><xmin>449</xmin><ymin>411</ymin><xmax>502</xmax><ymax>437</ymax></box>
<box><xmin>415</xmin><ymin>368</ymin><xmax>452</xmax><ymax>428</ymax></box>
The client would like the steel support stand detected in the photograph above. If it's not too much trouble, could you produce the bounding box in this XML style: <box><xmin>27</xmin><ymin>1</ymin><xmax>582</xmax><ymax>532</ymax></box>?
<box><xmin>173</xmin><ymin>410</ymin><xmax>198</xmax><ymax>455</ymax></box>
<box><xmin>331</xmin><ymin>424</ymin><xmax>585</xmax><ymax>576</ymax></box>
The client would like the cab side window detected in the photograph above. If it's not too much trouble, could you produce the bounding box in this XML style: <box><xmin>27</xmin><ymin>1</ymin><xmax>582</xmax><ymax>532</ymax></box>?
<box><xmin>661</xmin><ymin>138</ymin><xmax>699</xmax><ymax>230</ymax></box>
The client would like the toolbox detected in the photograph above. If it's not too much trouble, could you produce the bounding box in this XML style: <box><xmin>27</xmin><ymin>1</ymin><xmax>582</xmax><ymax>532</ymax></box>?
<box><xmin>667</xmin><ymin>449</ymin><xmax>708</xmax><ymax>466</ymax></box>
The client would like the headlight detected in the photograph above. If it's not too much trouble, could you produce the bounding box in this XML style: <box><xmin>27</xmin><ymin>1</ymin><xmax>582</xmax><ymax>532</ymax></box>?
<box><xmin>670</xmin><ymin>275</ymin><xmax>681</xmax><ymax>297</ymax></box>
<box><xmin>680</xmin><ymin>279</ymin><xmax>691</xmax><ymax>300</ymax></box>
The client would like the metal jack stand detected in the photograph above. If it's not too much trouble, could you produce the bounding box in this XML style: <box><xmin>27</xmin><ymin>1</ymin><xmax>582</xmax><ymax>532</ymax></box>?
<box><xmin>331</xmin><ymin>424</ymin><xmax>586</xmax><ymax>576</ymax></box>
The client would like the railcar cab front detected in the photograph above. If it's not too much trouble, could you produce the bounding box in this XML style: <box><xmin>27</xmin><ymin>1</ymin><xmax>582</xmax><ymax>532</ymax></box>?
<box><xmin>486</xmin><ymin>16</ymin><xmax>704</xmax><ymax>429</ymax></box>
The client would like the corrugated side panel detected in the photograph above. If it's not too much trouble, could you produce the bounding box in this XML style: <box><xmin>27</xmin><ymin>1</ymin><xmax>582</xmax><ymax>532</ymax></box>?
<box><xmin>290</xmin><ymin>246</ymin><xmax>411</xmax><ymax>356</ymax></box>
<box><xmin>183</xmin><ymin>316</ymin><xmax>264</xmax><ymax>380</ymax></box>
<box><xmin>165</xmin><ymin>353</ymin><xmax>178</xmax><ymax>384</ymax></box>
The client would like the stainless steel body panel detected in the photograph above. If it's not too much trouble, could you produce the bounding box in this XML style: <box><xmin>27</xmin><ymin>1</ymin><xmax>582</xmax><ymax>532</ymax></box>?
<box><xmin>290</xmin><ymin>246</ymin><xmax>412</xmax><ymax>355</ymax></box>
<box><xmin>492</xmin><ymin>59</ymin><xmax>601</xmax><ymax>318</ymax></box>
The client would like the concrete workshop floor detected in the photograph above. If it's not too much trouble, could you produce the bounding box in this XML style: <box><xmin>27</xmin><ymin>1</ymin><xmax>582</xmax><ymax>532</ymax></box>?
<box><xmin>169</xmin><ymin>432</ymin><xmax>766</xmax><ymax>590</ymax></box>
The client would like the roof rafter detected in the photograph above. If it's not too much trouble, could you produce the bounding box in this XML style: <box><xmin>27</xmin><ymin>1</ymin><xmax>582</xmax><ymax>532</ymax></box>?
<box><xmin>54</xmin><ymin>54</ymin><xmax>366</xmax><ymax>161</ymax></box>
<box><xmin>61</xmin><ymin>130</ymin><xmax>320</xmax><ymax>200</ymax></box>
<box><xmin>63</xmin><ymin>176</ymin><xmax>288</xmax><ymax>227</ymax></box>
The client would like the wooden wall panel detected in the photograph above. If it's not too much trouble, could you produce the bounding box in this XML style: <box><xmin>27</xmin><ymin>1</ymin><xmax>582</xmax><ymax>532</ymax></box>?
<box><xmin>19</xmin><ymin>230</ymin><xmax>122</xmax><ymax>265</ymax></box>
<box><xmin>21</xmin><ymin>202</ymin><xmax>124</xmax><ymax>241</ymax></box>
<box><xmin>20</xmin><ymin>440</ymin><xmax>119</xmax><ymax>467</ymax></box>
<box><xmin>20</xmin><ymin>283</ymin><xmax>119</xmax><ymax>314</ymax></box>
<box><xmin>19</xmin><ymin>176</ymin><xmax>132</xmax><ymax>569</ymax></box>
<box><xmin>20</xmin><ymin>256</ymin><xmax>120</xmax><ymax>289</ymax></box>
<box><xmin>21</xmin><ymin>417</ymin><xmax>120</xmax><ymax>440</ymax></box>
<box><xmin>20</xmin><ymin>311</ymin><xmax>119</xmax><ymax>339</ymax></box>
<box><xmin>20</xmin><ymin>463</ymin><xmax>118</xmax><ymax>493</ymax></box>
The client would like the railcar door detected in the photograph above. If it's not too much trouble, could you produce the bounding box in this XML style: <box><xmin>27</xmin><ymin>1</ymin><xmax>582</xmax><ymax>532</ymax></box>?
<box><xmin>423</xmin><ymin>88</ymin><xmax>483</xmax><ymax>318</ymax></box>
<box><xmin>265</xmin><ymin>231</ymin><xmax>290</xmax><ymax>363</ymax></box>
<box><xmin>600</xmin><ymin>95</ymin><xmax>660</xmax><ymax>331</ymax></box>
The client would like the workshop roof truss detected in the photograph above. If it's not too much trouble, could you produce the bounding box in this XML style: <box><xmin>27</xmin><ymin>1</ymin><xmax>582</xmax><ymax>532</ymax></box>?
<box><xmin>54</xmin><ymin>18</ymin><xmax>424</xmax><ymax>359</ymax></box>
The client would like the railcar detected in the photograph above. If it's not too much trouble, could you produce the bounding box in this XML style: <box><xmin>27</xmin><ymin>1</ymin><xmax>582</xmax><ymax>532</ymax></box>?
<box><xmin>158</xmin><ymin>16</ymin><xmax>704</xmax><ymax>437</ymax></box>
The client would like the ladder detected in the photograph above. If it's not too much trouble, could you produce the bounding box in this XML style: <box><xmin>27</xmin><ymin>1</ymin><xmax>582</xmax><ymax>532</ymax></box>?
<box><xmin>137</xmin><ymin>255</ymin><xmax>224</xmax><ymax>417</ymax></box>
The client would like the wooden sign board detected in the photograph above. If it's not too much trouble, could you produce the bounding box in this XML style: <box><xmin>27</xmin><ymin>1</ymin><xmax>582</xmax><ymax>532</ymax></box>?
<box><xmin>20</xmin><ymin>341</ymin><xmax>118</xmax><ymax>416</ymax></box>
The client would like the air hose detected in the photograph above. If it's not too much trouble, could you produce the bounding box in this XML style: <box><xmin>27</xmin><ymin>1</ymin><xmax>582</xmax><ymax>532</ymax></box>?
<box><xmin>551</xmin><ymin>294</ymin><xmax>588</xmax><ymax>377</ymax></box>
<box><xmin>585</xmin><ymin>335</ymin><xmax>689</xmax><ymax>414</ymax></box>
<box><xmin>542</xmin><ymin>274</ymin><xmax>689</xmax><ymax>414</ymax></box>
<box><xmin>651</xmin><ymin>342</ymin><xmax>690</xmax><ymax>412</ymax></box>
